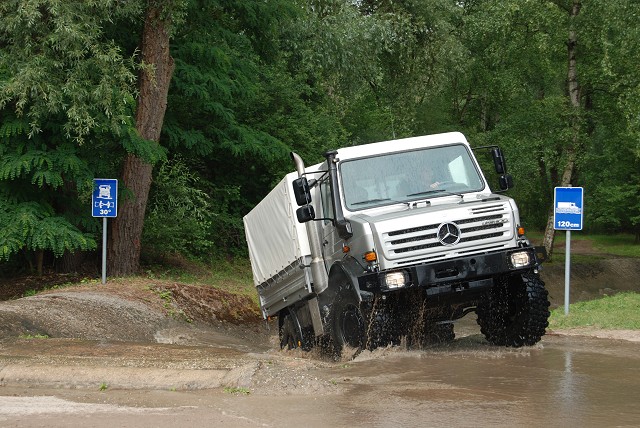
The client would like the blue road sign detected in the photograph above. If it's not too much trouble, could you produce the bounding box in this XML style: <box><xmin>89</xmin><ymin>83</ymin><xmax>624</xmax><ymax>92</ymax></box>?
<box><xmin>92</xmin><ymin>179</ymin><xmax>118</xmax><ymax>218</ymax></box>
<box><xmin>554</xmin><ymin>187</ymin><xmax>583</xmax><ymax>230</ymax></box>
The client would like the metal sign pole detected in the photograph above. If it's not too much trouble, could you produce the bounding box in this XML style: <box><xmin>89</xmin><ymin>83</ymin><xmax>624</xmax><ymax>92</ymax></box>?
<box><xmin>554</xmin><ymin>186</ymin><xmax>583</xmax><ymax>317</ymax></box>
<box><xmin>565</xmin><ymin>230</ymin><xmax>571</xmax><ymax>315</ymax></box>
<box><xmin>102</xmin><ymin>217</ymin><xmax>107</xmax><ymax>284</ymax></box>
<box><xmin>93</xmin><ymin>178</ymin><xmax>117</xmax><ymax>285</ymax></box>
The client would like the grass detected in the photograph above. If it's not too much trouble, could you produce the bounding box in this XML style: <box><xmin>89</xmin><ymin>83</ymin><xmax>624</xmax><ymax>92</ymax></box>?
<box><xmin>20</xmin><ymin>278</ymin><xmax>99</xmax><ymax>298</ymax></box>
<box><xmin>223</xmin><ymin>386</ymin><xmax>250</xmax><ymax>395</ymax></box>
<box><xmin>589</xmin><ymin>234</ymin><xmax>640</xmax><ymax>257</ymax></box>
<box><xmin>144</xmin><ymin>256</ymin><xmax>258</xmax><ymax>306</ymax></box>
<box><xmin>549</xmin><ymin>292</ymin><xmax>640</xmax><ymax>330</ymax></box>
<box><xmin>20</xmin><ymin>333</ymin><xmax>49</xmax><ymax>339</ymax></box>
<box><xmin>200</xmin><ymin>258</ymin><xmax>255</xmax><ymax>296</ymax></box>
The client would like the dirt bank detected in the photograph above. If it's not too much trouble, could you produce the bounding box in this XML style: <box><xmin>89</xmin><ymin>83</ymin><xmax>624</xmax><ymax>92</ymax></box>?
<box><xmin>0</xmin><ymin>278</ymin><xmax>262</xmax><ymax>341</ymax></box>
<box><xmin>0</xmin><ymin>240</ymin><xmax>638</xmax><ymax>362</ymax></box>
<box><xmin>540</xmin><ymin>257</ymin><xmax>640</xmax><ymax>308</ymax></box>
<box><xmin>1</xmin><ymin>241</ymin><xmax>639</xmax><ymax>342</ymax></box>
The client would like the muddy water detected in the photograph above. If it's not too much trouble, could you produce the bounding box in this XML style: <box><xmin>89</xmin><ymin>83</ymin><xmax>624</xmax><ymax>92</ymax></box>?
<box><xmin>325</xmin><ymin>332</ymin><xmax>640</xmax><ymax>427</ymax></box>
<box><xmin>251</xmin><ymin>316</ymin><xmax>640</xmax><ymax>427</ymax></box>
<box><xmin>2</xmin><ymin>319</ymin><xmax>639</xmax><ymax>427</ymax></box>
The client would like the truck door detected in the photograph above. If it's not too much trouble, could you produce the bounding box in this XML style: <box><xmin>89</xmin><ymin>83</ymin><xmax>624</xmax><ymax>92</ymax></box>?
<box><xmin>319</xmin><ymin>175</ymin><xmax>344</xmax><ymax>268</ymax></box>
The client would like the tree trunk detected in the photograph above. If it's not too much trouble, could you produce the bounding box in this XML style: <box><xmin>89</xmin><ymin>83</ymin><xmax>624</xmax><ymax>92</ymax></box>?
<box><xmin>108</xmin><ymin>3</ymin><xmax>175</xmax><ymax>276</ymax></box>
<box><xmin>57</xmin><ymin>250</ymin><xmax>85</xmax><ymax>273</ymax></box>
<box><xmin>543</xmin><ymin>0</ymin><xmax>582</xmax><ymax>259</ymax></box>
<box><xmin>35</xmin><ymin>250</ymin><xmax>44</xmax><ymax>276</ymax></box>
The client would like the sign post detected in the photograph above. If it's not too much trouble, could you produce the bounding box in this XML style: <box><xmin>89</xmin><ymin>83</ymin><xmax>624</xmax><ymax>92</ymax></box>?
<box><xmin>92</xmin><ymin>179</ymin><xmax>118</xmax><ymax>284</ymax></box>
<box><xmin>553</xmin><ymin>186</ymin><xmax>584</xmax><ymax>315</ymax></box>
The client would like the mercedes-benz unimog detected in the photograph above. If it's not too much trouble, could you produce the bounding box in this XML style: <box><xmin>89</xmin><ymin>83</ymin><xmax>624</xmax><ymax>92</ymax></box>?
<box><xmin>243</xmin><ymin>132</ymin><xmax>549</xmax><ymax>357</ymax></box>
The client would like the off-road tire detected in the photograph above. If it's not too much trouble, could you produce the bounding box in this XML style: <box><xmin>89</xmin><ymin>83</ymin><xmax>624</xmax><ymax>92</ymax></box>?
<box><xmin>330</xmin><ymin>287</ymin><xmax>366</xmax><ymax>358</ymax></box>
<box><xmin>476</xmin><ymin>272</ymin><xmax>550</xmax><ymax>347</ymax></box>
<box><xmin>279</xmin><ymin>313</ymin><xmax>299</xmax><ymax>350</ymax></box>
<box><xmin>423</xmin><ymin>322</ymin><xmax>455</xmax><ymax>345</ymax></box>
<box><xmin>279</xmin><ymin>312</ymin><xmax>312</xmax><ymax>351</ymax></box>
<box><xmin>364</xmin><ymin>302</ymin><xmax>401</xmax><ymax>349</ymax></box>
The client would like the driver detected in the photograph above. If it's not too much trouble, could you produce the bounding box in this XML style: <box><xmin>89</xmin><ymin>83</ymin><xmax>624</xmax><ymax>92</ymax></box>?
<box><xmin>397</xmin><ymin>168</ymin><xmax>442</xmax><ymax>197</ymax></box>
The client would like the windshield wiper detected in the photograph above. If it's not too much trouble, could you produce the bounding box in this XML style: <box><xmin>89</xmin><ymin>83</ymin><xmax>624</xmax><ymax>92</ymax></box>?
<box><xmin>406</xmin><ymin>189</ymin><xmax>445</xmax><ymax>197</ymax></box>
<box><xmin>351</xmin><ymin>198</ymin><xmax>391</xmax><ymax>206</ymax></box>
<box><xmin>407</xmin><ymin>189</ymin><xmax>464</xmax><ymax>198</ymax></box>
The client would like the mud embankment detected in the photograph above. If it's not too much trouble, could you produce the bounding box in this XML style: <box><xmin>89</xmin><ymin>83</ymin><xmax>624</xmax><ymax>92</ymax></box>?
<box><xmin>540</xmin><ymin>257</ymin><xmax>640</xmax><ymax>307</ymax></box>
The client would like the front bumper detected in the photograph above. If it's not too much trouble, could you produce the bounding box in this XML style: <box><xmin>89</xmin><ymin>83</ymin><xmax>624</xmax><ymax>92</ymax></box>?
<box><xmin>357</xmin><ymin>247</ymin><xmax>538</xmax><ymax>297</ymax></box>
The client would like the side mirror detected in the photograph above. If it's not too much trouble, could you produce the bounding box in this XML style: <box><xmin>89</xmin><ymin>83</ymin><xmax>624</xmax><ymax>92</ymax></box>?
<box><xmin>292</xmin><ymin>177</ymin><xmax>312</xmax><ymax>206</ymax></box>
<box><xmin>491</xmin><ymin>147</ymin><xmax>507</xmax><ymax>174</ymax></box>
<box><xmin>498</xmin><ymin>174</ymin><xmax>514</xmax><ymax>190</ymax></box>
<box><xmin>296</xmin><ymin>205</ymin><xmax>315</xmax><ymax>223</ymax></box>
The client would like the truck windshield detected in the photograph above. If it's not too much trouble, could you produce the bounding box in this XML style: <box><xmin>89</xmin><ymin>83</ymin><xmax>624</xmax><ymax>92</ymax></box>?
<box><xmin>340</xmin><ymin>144</ymin><xmax>485</xmax><ymax>211</ymax></box>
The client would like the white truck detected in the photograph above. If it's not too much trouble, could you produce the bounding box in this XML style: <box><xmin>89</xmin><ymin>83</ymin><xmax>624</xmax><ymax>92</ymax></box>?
<box><xmin>244</xmin><ymin>132</ymin><xmax>549</xmax><ymax>357</ymax></box>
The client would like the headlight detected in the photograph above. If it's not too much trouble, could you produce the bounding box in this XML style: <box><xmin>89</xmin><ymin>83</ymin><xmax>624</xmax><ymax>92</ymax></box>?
<box><xmin>510</xmin><ymin>251</ymin><xmax>531</xmax><ymax>268</ymax></box>
<box><xmin>384</xmin><ymin>271</ymin><xmax>408</xmax><ymax>289</ymax></box>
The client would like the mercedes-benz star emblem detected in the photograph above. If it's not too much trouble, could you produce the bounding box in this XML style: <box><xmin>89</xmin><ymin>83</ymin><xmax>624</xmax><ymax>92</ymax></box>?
<box><xmin>437</xmin><ymin>222</ymin><xmax>461</xmax><ymax>246</ymax></box>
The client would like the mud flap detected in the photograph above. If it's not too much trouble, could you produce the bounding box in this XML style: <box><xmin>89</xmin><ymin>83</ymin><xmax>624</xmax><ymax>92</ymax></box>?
<box><xmin>308</xmin><ymin>296</ymin><xmax>324</xmax><ymax>336</ymax></box>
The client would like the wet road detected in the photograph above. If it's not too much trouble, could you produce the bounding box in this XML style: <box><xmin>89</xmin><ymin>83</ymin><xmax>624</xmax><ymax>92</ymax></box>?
<box><xmin>1</xmin><ymin>321</ymin><xmax>639</xmax><ymax>427</ymax></box>
<box><xmin>330</xmin><ymin>333</ymin><xmax>640</xmax><ymax>427</ymax></box>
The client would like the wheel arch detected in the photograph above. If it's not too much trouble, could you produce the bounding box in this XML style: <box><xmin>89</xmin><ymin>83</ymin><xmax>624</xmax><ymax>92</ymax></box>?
<box><xmin>324</xmin><ymin>256</ymin><xmax>368</xmax><ymax>305</ymax></box>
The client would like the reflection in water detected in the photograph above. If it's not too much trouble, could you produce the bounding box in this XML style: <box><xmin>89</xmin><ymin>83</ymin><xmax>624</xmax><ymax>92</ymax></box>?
<box><xmin>329</xmin><ymin>331</ymin><xmax>640</xmax><ymax>427</ymax></box>
<box><xmin>555</xmin><ymin>350</ymin><xmax>586</xmax><ymax>426</ymax></box>
<box><xmin>557</xmin><ymin>350</ymin><xmax>577</xmax><ymax>404</ymax></box>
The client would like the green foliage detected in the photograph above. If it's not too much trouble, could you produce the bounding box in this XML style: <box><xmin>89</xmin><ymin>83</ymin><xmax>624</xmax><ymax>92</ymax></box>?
<box><xmin>0</xmin><ymin>0</ymin><xmax>141</xmax><ymax>143</ymax></box>
<box><xmin>0</xmin><ymin>1</ymin><xmax>141</xmax><ymax>268</ymax></box>
<box><xmin>223</xmin><ymin>386</ymin><xmax>250</xmax><ymax>395</ymax></box>
<box><xmin>164</xmin><ymin>0</ymin><xmax>290</xmax><ymax>161</ymax></box>
<box><xmin>1</xmin><ymin>0</ymin><xmax>639</xmax><ymax>267</ymax></box>
<box><xmin>20</xmin><ymin>333</ymin><xmax>49</xmax><ymax>339</ymax></box>
<box><xmin>121</xmin><ymin>127</ymin><xmax>167</xmax><ymax>165</ymax></box>
<box><xmin>0</xmin><ymin>199</ymin><xmax>96</xmax><ymax>261</ymax></box>
<box><xmin>471</xmin><ymin>95</ymin><xmax>571</xmax><ymax>228</ymax></box>
<box><xmin>0</xmin><ymin>112</ymin><xmax>100</xmax><ymax>262</ymax></box>
<box><xmin>0</xmin><ymin>139</ymin><xmax>91</xmax><ymax>190</ymax></box>
<box><xmin>549</xmin><ymin>292</ymin><xmax>640</xmax><ymax>330</ymax></box>
<box><xmin>574</xmin><ymin>1</ymin><xmax>640</xmax><ymax>239</ymax></box>
<box><xmin>142</xmin><ymin>157</ymin><xmax>213</xmax><ymax>258</ymax></box>
<box><xmin>442</xmin><ymin>0</ymin><xmax>640</xmax><ymax>237</ymax></box>
<box><xmin>293</xmin><ymin>0</ymin><xmax>461</xmax><ymax>144</ymax></box>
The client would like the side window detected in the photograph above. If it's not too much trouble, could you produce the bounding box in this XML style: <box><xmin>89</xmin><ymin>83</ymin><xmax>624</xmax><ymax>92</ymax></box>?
<box><xmin>319</xmin><ymin>177</ymin><xmax>333</xmax><ymax>225</ymax></box>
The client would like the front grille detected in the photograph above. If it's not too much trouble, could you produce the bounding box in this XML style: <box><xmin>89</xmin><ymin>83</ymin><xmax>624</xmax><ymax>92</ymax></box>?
<box><xmin>390</xmin><ymin>232</ymin><xmax>437</xmax><ymax>245</ymax></box>
<box><xmin>456</xmin><ymin>213</ymin><xmax>503</xmax><ymax>225</ymax></box>
<box><xmin>388</xmin><ymin>223</ymin><xmax>440</xmax><ymax>237</ymax></box>
<box><xmin>381</xmin><ymin>203</ymin><xmax>512</xmax><ymax>259</ymax></box>
<box><xmin>395</xmin><ymin>241</ymin><xmax>441</xmax><ymax>253</ymax></box>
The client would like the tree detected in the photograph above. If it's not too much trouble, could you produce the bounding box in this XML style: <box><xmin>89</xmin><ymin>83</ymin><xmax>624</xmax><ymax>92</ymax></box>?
<box><xmin>3</xmin><ymin>0</ymin><xmax>639</xmax><ymax>274</ymax></box>
<box><xmin>153</xmin><ymin>0</ymin><xmax>325</xmax><ymax>256</ymax></box>
<box><xmin>447</xmin><ymin>0</ymin><xmax>568</xmax><ymax>233</ymax></box>
<box><xmin>541</xmin><ymin>0</ymin><xmax>583</xmax><ymax>257</ymax></box>
<box><xmin>576</xmin><ymin>0</ymin><xmax>640</xmax><ymax>242</ymax></box>
<box><xmin>108</xmin><ymin>1</ymin><xmax>186</xmax><ymax>276</ymax></box>
<box><xmin>452</xmin><ymin>0</ymin><xmax>640</xmax><ymax>249</ymax></box>
<box><xmin>0</xmin><ymin>0</ymin><xmax>140</xmax><ymax>272</ymax></box>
